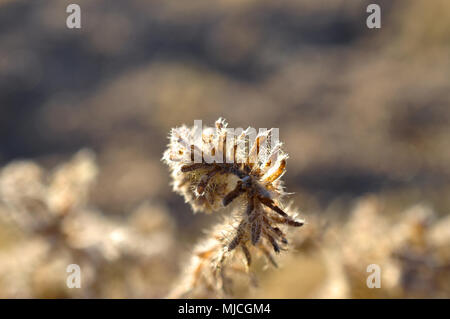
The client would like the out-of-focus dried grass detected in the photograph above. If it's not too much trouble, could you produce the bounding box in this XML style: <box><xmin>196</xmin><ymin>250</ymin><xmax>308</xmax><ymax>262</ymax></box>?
<box><xmin>0</xmin><ymin>151</ymin><xmax>449</xmax><ymax>298</ymax></box>
<box><xmin>0</xmin><ymin>150</ymin><xmax>178</xmax><ymax>298</ymax></box>
<box><xmin>250</xmin><ymin>196</ymin><xmax>450</xmax><ymax>299</ymax></box>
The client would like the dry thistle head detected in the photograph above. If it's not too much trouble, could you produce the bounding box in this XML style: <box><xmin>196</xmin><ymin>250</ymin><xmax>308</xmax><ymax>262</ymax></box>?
<box><xmin>163</xmin><ymin>118</ymin><xmax>304</xmax><ymax>296</ymax></box>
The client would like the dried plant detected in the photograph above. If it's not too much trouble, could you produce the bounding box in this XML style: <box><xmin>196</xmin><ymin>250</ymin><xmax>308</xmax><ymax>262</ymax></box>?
<box><xmin>163</xmin><ymin>118</ymin><xmax>303</xmax><ymax>297</ymax></box>
<box><xmin>338</xmin><ymin>200</ymin><xmax>450</xmax><ymax>298</ymax></box>
<box><xmin>0</xmin><ymin>150</ymin><xmax>177</xmax><ymax>298</ymax></box>
<box><xmin>305</xmin><ymin>198</ymin><xmax>450</xmax><ymax>299</ymax></box>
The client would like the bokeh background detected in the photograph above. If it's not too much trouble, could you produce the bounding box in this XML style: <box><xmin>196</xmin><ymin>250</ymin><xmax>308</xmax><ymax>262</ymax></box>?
<box><xmin>0</xmin><ymin>0</ymin><xmax>449</xmax><ymax>298</ymax></box>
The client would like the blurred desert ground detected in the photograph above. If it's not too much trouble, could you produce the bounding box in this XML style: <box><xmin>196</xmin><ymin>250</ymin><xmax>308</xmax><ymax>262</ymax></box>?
<box><xmin>0</xmin><ymin>0</ymin><xmax>449</xmax><ymax>298</ymax></box>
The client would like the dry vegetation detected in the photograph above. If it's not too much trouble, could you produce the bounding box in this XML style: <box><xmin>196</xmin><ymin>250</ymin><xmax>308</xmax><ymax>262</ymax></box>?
<box><xmin>163</xmin><ymin>118</ymin><xmax>304</xmax><ymax>297</ymax></box>
<box><xmin>0</xmin><ymin>0</ymin><xmax>449</xmax><ymax>298</ymax></box>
